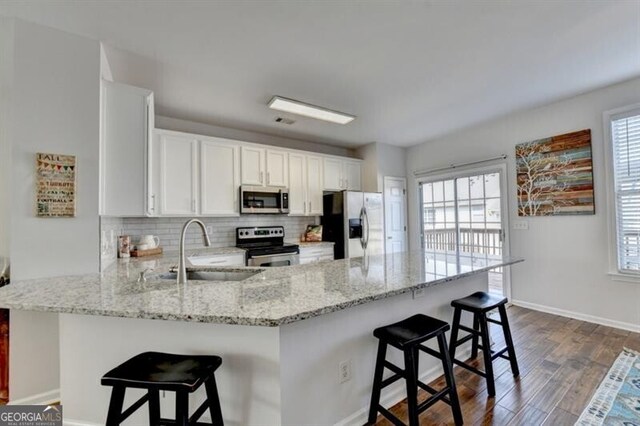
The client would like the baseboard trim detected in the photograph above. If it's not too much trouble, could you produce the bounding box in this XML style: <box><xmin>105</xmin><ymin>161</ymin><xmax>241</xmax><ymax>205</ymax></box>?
<box><xmin>63</xmin><ymin>420</ymin><xmax>102</xmax><ymax>426</ymax></box>
<box><xmin>8</xmin><ymin>388</ymin><xmax>59</xmax><ymax>405</ymax></box>
<box><xmin>511</xmin><ymin>299</ymin><xmax>640</xmax><ymax>333</ymax></box>
<box><xmin>334</xmin><ymin>347</ymin><xmax>472</xmax><ymax>426</ymax></box>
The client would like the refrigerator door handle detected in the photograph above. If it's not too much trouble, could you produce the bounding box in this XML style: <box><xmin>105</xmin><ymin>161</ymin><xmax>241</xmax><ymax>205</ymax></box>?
<box><xmin>363</xmin><ymin>207</ymin><xmax>370</xmax><ymax>250</ymax></box>
<box><xmin>359</xmin><ymin>207</ymin><xmax>366</xmax><ymax>249</ymax></box>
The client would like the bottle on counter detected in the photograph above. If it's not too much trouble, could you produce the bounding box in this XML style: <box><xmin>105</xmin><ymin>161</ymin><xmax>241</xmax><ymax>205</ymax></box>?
<box><xmin>118</xmin><ymin>235</ymin><xmax>131</xmax><ymax>258</ymax></box>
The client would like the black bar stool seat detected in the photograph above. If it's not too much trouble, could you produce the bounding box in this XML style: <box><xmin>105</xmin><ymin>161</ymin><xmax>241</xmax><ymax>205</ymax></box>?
<box><xmin>373</xmin><ymin>314</ymin><xmax>449</xmax><ymax>348</ymax></box>
<box><xmin>449</xmin><ymin>291</ymin><xmax>519</xmax><ymax>398</ymax></box>
<box><xmin>368</xmin><ymin>314</ymin><xmax>463</xmax><ymax>426</ymax></box>
<box><xmin>102</xmin><ymin>351</ymin><xmax>224</xmax><ymax>426</ymax></box>
<box><xmin>451</xmin><ymin>291</ymin><xmax>507</xmax><ymax>312</ymax></box>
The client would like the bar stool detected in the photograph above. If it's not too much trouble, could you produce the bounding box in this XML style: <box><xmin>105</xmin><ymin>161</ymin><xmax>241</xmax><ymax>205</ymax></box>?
<box><xmin>101</xmin><ymin>351</ymin><xmax>224</xmax><ymax>426</ymax></box>
<box><xmin>449</xmin><ymin>291</ymin><xmax>519</xmax><ymax>397</ymax></box>
<box><xmin>367</xmin><ymin>314</ymin><xmax>463</xmax><ymax>426</ymax></box>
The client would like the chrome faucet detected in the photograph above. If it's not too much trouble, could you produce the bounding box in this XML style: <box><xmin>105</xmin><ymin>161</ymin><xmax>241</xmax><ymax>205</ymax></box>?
<box><xmin>178</xmin><ymin>219</ymin><xmax>211</xmax><ymax>284</ymax></box>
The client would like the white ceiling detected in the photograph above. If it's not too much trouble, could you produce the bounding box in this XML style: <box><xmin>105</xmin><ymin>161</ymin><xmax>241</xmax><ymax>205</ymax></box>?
<box><xmin>1</xmin><ymin>1</ymin><xmax>639</xmax><ymax>148</ymax></box>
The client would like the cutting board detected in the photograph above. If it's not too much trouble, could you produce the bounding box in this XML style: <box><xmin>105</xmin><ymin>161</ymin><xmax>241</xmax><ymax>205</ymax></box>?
<box><xmin>130</xmin><ymin>247</ymin><xmax>163</xmax><ymax>257</ymax></box>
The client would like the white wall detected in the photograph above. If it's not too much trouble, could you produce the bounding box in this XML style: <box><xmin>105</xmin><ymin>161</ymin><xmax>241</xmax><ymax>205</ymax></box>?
<box><xmin>356</xmin><ymin>142</ymin><xmax>407</xmax><ymax>193</ymax></box>
<box><xmin>0</xmin><ymin>17</ymin><xmax>13</xmax><ymax>268</ymax></box>
<box><xmin>5</xmin><ymin>19</ymin><xmax>101</xmax><ymax>401</ymax></box>
<box><xmin>406</xmin><ymin>76</ymin><xmax>640</xmax><ymax>329</ymax></box>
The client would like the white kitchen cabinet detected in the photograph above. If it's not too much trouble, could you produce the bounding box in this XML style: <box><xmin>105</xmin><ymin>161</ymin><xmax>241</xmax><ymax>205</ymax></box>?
<box><xmin>157</xmin><ymin>133</ymin><xmax>198</xmax><ymax>215</ymax></box>
<box><xmin>288</xmin><ymin>153</ymin><xmax>307</xmax><ymax>215</ymax></box>
<box><xmin>344</xmin><ymin>161</ymin><xmax>362</xmax><ymax>191</ymax></box>
<box><xmin>299</xmin><ymin>245</ymin><xmax>334</xmax><ymax>264</ymax></box>
<box><xmin>242</xmin><ymin>147</ymin><xmax>288</xmax><ymax>187</ymax></box>
<box><xmin>100</xmin><ymin>80</ymin><xmax>154</xmax><ymax>216</ymax></box>
<box><xmin>266</xmin><ymin>150</ymin><xmax>288</xmax><ymax>187</ymax></box>
<box><xmin>323</xmin><ymin>158</ymin><xmax>343</xmax><ymax>191</ymax></box>
<box><xmin>288</xmin><ymin>154</ymin><xmax>324</xmax><ymax>216</ymax></box>
<box><xmin>323</xmin><ymin>158</ymin><xmax>362</xmax><ymax>191</ymax></box>
<box><xmin>188</xmin><ymin>252</ymin><xmax>245</xmax><ymax>266</ymax></box>
<box><xmin>306</xmin><ymin>155</ymin><xmax>324</xmax><ymax>215</ymax></box>
<box><xmin>241</xmin><ymin>146</ymin><xmax>265</xmax><ymax>186</ymax></box>
<box><xmin>200</xmin><ymin>139</ymin><xmax>240</xmax><ymax>216</ymax></box>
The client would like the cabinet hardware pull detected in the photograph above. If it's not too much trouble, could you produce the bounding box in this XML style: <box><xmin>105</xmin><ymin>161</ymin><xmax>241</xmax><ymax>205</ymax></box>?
<box><xmin>309</xmin><ymin>201</ymin><xmax>312</xmax><ymax>212</ymax></box>
<box><xmin>150</xmin><ymin>194</ymin><xmax>156</xmax><ymax>211</ymax></box>
<box><xmin>192</xmin><ymin>199</ymin><xmax>196</xmax><ymax>212</ymax></box>
<box><xmin>260</xmin><ymin>172</ymin><xmax>264</xmax><ymax>184</ymax></box>
<box><xmin>267</xmin><ymin>172</ymin><xmax>270</xmax><ymax>185</ymax></box>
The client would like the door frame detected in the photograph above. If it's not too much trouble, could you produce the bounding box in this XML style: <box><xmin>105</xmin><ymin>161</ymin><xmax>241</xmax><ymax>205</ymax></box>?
<box><xmin>383</xmin><ymin>176</ymin><xmax>408</xmax><ymax>253</ymax></box>
<box><xmin>415</xmin><ymin>162</ymin><xmax>512</xmax><ymax>299</ymax></box>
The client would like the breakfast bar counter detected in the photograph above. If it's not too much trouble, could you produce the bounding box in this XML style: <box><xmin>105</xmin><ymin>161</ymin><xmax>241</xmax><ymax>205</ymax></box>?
<box><xmin>0</xmin><ymin>251</ymin><xmax>522</xmax><ymax>425</ymax></box>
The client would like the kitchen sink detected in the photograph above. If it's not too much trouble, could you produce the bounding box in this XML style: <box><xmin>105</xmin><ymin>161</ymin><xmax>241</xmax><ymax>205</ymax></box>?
<box><xmin>157</xmin><ymin>270</ymin><xmax>260</xmax><ymax>282</ymax></box>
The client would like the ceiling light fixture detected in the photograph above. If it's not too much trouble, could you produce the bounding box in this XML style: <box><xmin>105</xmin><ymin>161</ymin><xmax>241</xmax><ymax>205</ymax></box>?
<box><xmin>268</xmin><ymin>96</ymin><xmax>355</xmax><ymax>125</ymax></box>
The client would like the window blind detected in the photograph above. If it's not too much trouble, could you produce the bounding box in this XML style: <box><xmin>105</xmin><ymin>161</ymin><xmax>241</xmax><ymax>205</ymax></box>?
<box><xmin>611</xmin><ymin>113</ymin><xmax>640</xmax><ymax>273</ymax></box>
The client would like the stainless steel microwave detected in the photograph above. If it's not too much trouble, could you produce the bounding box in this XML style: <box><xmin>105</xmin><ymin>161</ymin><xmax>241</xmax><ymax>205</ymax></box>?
<box><xmin>240</xmin><ymin>186</ymin><xmax>290</xmax><ymax>214</ymax></box>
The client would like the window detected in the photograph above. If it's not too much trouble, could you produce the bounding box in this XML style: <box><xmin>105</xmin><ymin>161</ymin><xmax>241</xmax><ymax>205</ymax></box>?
<box><xmin>610</xmin><ymin>111</ymin><xmax>640</xmax><ymax>274</ymax></box>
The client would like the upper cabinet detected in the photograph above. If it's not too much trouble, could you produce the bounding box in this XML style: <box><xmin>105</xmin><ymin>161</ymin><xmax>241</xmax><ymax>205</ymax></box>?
<box><xmin>100</xmin><ymin>80</ymin><xmax>154</xmax><ymax>216</ymax></box>
<box><xmin>288</xmin><ymin>153</ymin><xmax>324</xmax><ymax>216</ymax></box>
<box><xmin>241</xmin><ymin>146</ymin><xmax>265</xmax><ymax>186</ymax></box>
<box><xmin>156</xmin><ymin>132</ymin><xmax>198</xmax><ymax>215</ymax></box>
<box><xmin>241</xmin><ymin>147</ymin><xmax>288</xmax><ymax>187</ymax></box>
<box><xmin>151</xmin><ymin>130</ymin><xmax>241</xmax><ymax>217</ymax></box>
<box><xmin>323</xmin><ymin>158</ymin><xmax>362</xmax><ymax>191</ymax></box>
<box><xmin>200</xmin><ymin>139</ymin><xmax>240</xmax><ymax>216</ymax></box>
<box><xmin>266</xmin><ymin>150</ymin><xmax>288</xmax><ymax>187</ymax></box>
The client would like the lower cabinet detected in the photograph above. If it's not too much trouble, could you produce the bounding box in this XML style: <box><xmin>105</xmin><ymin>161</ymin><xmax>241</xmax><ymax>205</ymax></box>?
<box><xmin>188</xmin><ymin>252</ymin><xmax>245</xmax><ymax>267</ymax></box>
<box><xmin>299</xmin><ymin>245</ymin><xmax>335</xmax><ymax>264</ymax></box>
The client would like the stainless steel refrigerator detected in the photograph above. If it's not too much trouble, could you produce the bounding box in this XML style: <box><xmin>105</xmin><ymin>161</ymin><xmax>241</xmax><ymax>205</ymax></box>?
<box><xmin>321</xmin><ymin>191</ymin><xmax>384</xmax><ymax>259</ymax></box>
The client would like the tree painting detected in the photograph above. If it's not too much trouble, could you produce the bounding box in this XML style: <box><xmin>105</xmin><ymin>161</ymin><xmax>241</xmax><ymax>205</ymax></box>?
<box><xmin>516</xmin><ymin>129</ymin><xmax>594</xmax><ymax>216</ymax></box>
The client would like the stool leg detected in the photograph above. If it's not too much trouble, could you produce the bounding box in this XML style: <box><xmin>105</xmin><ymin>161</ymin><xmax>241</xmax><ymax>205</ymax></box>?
<box><xmin>367</xmin><ymin>340</ymin><xmax>387</xmax><ymax>425</ymax></box>
<box><xmin>148</xmin><ymin>389</ymin><xmax>160</xmax><ymax>426</ymax></box>
<box><xmin>176</xmin><ymin>391</ymin><xmax>189</xmax><ymax>426</ymax></box>
<box><xmin>449</xmin><ymin>307</ymin><xmax>462</xmax><ymax>361</ymax></box>
<box><xmin>471</xmin><ymin>313</ymin><xmax>480</xmax><ymax>359</ymax></box>
<box><xmin>106</xmin><ymin>386</ymin><xmax>125</xmax><ymax>426</ymax></box>
<box><xmin>205</xmin><ymin>376</ymin><xmax>224</xmax><ymax>426</ymax></box>
<box><xmin>478</xmin><ymin>314</ymin><xmax>496</xmax><ymax>397</ymax></box>
<box><xmin>499</xmin><ymin>305</ymin><xmax>519</xmax><ymax>377</ymax></box>
<box><xmin>437</xmin><ymin>333</ymin><xmax>463</xmax><ymax>426</ymax></box>
<box><xmin>403</xmin><ymin>348</ymin><xmax>419</xmax><ymax>426</ymax></box>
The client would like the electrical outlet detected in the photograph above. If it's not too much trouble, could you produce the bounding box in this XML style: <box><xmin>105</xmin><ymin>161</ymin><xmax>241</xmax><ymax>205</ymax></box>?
<box><xmin>413</xmin><ymin>288</ymin><xmax>425</xmax><ymax>299</ymax></box>
<box><xmin>513</xmin><ymin>221</ymin><xmax>529</xmax><ymax>230</ymax></box>
<box><xmin>207</xmin><ymin>226</ymin><xmax>213</xmax><ymax>234</ymax></box>
<box><xmin>339</xmin><ymin>359</ymin><xmax>352</xmax><ymax>383</ymax></box>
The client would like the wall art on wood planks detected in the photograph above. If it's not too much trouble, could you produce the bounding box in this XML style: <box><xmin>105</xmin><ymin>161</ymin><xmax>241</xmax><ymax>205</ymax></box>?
<box><xmin>36</xmin><ymin>153</ymin><xmax>76</xmax><ymax>217</ymax></box>
<box><xmin>516</xmin><ymin>129</ymin><xmax>594</xmax><ymax>216</ymax></box>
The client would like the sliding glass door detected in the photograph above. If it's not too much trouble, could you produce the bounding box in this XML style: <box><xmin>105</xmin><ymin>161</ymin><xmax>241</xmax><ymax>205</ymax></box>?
<box><xmin>420</xmin><ymin>167</ymin><xmax>508</xmax><ymax>296</ymax></box>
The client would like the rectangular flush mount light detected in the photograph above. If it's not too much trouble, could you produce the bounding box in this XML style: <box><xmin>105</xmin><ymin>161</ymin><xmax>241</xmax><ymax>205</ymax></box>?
<box><xmin>268</xmin><ymin>96</ymin><xmax>355</xmax><ymax>124</ymax></box>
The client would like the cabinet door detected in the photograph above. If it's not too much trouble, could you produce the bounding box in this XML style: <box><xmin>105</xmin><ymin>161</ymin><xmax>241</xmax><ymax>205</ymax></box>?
<box><xmin>345</xmin><ymin>161</ymin><xmax>362</xmax><ymax>191</ymax></box>
<box><xmin>266</xmin><ymin>150</ymin><xmax>288</xmax><ymax>187</ymax></box>
<box><xmin>159</xmin><ymin>134</ymin><xmax>198</xmax><ymax>215</ymax></box>
<box><xmin>241</xmin><ymin>146</ymin><xmax>265</xmax><ymax>186</ymax></box>
<box><xmin>101</xmin><ymin>81</ymin><xmax>153</xmax><ymax>216</ymax></box>
<box><xmin>306</xmin><ymin>155</ymin><xmax>324</xmax><ymax>215</ymax></box>
<box><xmin>288</xmin><ymin>153</ymin><xmax>307</xmax><ymax>215</ymax></box>
<box><xmin>201</xmin><ymin>140</ymin><xmax>240</xmax><ymax>216</ymax></box>
<box><xmin>323</xmin><ymin>158</ymin><xmax>343</xmax><ymax>191</ymax></box>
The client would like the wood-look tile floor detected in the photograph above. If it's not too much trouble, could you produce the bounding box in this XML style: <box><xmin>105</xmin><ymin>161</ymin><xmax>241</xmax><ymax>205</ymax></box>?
<box><xmin>375</xmin><ymin>305</ymin><xmax>640</xmax><ymax>425</ymax></box>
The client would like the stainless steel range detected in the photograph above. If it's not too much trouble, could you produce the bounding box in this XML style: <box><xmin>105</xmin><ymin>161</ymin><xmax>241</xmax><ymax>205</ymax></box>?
<box><xmin>236</xmin><ymin>226</ymin><xmax>300</xmax><ymax>267</ymax></box>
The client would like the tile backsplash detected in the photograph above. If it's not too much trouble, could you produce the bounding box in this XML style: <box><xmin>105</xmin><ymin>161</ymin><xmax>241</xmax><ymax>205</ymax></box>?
<box><xmin>100</xmin><ymin>215</ymin><xmax>318</xmax><ymax>269</ymax></box>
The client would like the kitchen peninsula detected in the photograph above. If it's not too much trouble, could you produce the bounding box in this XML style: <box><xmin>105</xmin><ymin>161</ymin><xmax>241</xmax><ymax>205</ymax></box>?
<box><xmin>0</xmin><ymin>251</ymin><xmax>522</xmax><ymax>425</ymax></box>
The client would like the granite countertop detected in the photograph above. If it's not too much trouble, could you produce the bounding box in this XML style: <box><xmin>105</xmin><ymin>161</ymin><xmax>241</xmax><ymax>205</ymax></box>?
<box><xmin>293</xmin><ymin>241</ymin><xmax>335</xmax><ymax>248</ymax></box>
<box><xmin>0</xmin><ymin>251</ymin><xmax>522</xmax><ymax>327</ymax></box>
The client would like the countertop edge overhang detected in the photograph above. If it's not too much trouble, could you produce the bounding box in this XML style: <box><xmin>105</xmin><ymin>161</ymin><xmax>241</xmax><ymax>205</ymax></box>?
<box><xmin>0</xmin><ymin>253</ymin><xmax>523</xmax><ymax>327</ymax></box>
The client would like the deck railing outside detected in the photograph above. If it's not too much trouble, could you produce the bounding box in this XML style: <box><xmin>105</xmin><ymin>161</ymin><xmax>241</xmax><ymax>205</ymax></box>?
<box><xmin>423</xmin><ymin>227</ymin><xmax>502</xmax><ymax>255</ymax></box>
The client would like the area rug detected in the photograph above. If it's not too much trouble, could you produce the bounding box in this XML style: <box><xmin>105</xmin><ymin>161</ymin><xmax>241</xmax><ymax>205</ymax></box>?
<box><xmin>576</xmin><ymin>347</ymin><xmax>640</xmax><ymax>425</ymax></box>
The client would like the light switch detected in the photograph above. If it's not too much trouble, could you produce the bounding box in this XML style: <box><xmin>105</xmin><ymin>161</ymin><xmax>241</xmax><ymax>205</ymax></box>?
<box><xmin>513</xmin><ymin>221</ymin><xmax>529</xmax><ymax>230</ymax></box>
